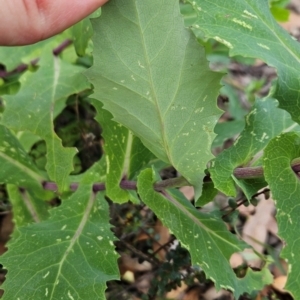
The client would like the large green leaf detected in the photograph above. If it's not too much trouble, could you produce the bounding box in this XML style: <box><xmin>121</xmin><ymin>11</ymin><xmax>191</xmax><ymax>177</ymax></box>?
<box><xmin>137</xmin><ymin>168</ymin><xmax>272</xmax><ymax>298</ymax></box>
<box><xmin>2</xmin><ymin>53</ymin><xmax>91</xmax><ymax>191</ymax></box>
<box><xmin>210</xmin><ymin>98</ymin><xmax>299</xmax><ymax>197</ymax></box>
<box><xmin>7</xmin><ymin>184</ymin><xmax>49</xmax><ymax>227</ymax></box>
<box><xmin>87</xmin><ymin>0</ymin><xmax>222</xmax><ymax>197</ymax></box>
<box><xmin>92</xmin><ymin>100</ymin><xmax>153</xmax><ymax>203</ymax></box>
<box><xmin>1</xmin><ymin>175</ymin><xmax>119</xmax><ymax>299</ymax></box>
<box><xmin>263</xmin><ymin>133</ymin><xmax>300</xmax><ymax>298</ymax></box>
<box><xmin>186</xmin><ymin>0</ymin><xmax>300</xmax><ymax>124</ymax></box>
<box><xmin>0</xmin><ymin>124</ymin><xmax>46</xmax><ymax>195</ymax></box>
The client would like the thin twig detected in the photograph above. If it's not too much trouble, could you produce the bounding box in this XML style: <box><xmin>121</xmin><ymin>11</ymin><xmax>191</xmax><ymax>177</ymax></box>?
<box><xmin>118</xmin><ymin>240</ymin><xmax>160</xmax><ymax>266</ymax></box>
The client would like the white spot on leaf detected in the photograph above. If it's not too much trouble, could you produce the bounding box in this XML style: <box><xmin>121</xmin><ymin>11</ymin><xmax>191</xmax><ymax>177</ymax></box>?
<box><xmin>138</xmin><ymin>61</ymin><xmax>145</xmax><ymax>68</ymax></box>
<box><xmin>232</xmin><ymin>18</ymin><xmax>252</xmax><ymax>30</ymax></box>
<box><xmin>214</xmin><ymin>36</ymin><xmax>233</xmax><ymax>49</ymax></box>
<box><xmin>243</xmin><ymin>10</ymin><xmax>258</xmax><ymax>19</ymax></box>
<box><xmin>257</xmin><ymin>43</ymin><xmax>270</xmax><ymax>50</ymax></box>
<box><xmin>68</xmin><ymin>291</ymin><xmax>75</xmax><ymax>300</ymax></box>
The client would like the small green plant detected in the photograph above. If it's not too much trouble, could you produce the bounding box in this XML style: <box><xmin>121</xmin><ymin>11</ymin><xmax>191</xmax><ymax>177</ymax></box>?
<box><xmin>0</xmin><ymin>0</ymin><xmax>299</xmax><ymax>299</ymax></box>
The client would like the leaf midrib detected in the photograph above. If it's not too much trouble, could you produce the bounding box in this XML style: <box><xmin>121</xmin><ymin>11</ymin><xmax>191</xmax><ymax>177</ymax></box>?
<box><xmin>165</xmin><ymin>191</ymin><xmax>242</xmax><ymax>251</ymax></box>
<box><xmin>0</xmin><ymin>151</ymin><xmax>44</xmax><ymax>184</ymax></box>
<box><xmin>50</xmin><ymin>190</ymin><xmax>96</xmax><ymax>298</ymax></box>
<box><xmin>134</xmin><ymin>2</ymin><xmax>180</xmax><ymax>166</ymax></box>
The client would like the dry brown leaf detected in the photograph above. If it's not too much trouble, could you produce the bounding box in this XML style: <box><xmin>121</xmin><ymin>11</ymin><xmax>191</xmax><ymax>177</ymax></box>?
<box><xmin>272</xmin><ymin>259</ymin><xmax>288</xmax><ymax>278</ymax></box>
<box><xmin>237</xmin><ymin>203</ymin><xmax>256</xmax><ymax>216</ymax></box>
<box><xmin>153</xmin><ymin>219</ymin><xmax>170</xmax><ymax>260</ymax></box>
<box><xmin>134</xmin><ymin>272</ymin><xmax>154</xmax><ymax>294</ymax></box>
<box><xmin>229</xmin><ymin>252</ymin><xmax>244</xmax><ymax>268</ymax></box>
<box><xmin>272</xmin><ymin>275</ymin><xmax>287</xmax><ymax>293</ymax></box>
<box><xmin>0</xmin><ymin>212</ymin><xmax>13</xmax><ymax>255</ymax></box>
<box><xmin>166</xmin><ymin>282</ymin><xmax>189</xmax><ymax>300</ymax></box>
<box><xmin>242</xmin><ymin>195</ymin><xmax>275</xmax><ymax>268</ymax></box>
<box><xmin>265</xmin><ymin>215</ymin><xmax>278</xmax><ymax>237</ymax></box>
<box><xmin>134</xmin><ymin>219</ymin><xmax>170</xmax><ymax>261</ymax></box>
<box><xmin>280</xmin><ymin>11</ymin><xmax>300</xmax><ymax>32</ymax></box>
<box><xmin>119</xmin><ymin>253</ymin><xmax>152</xmax><ymax>274</ymax></box>
<box><xmin>180</xmin><ymin>186</ymin><xmax>194</xmax><ymax>201</ymax></box>
<box><xmin>183</xmin><ymin>286</ymin><xmax>204</xmax><ymax>300</ymax></box>
<box><xmin>202</xmin><ymin>287</ymin><xmax>232</xmax><ymax>300</ymax></box>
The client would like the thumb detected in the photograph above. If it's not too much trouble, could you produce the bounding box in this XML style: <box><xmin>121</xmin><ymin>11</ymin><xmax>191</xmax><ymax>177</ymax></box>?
<box><xmin>0</xmin><ymin>0</ymin><xmax>109</xmax><ymax>46</ymax></box>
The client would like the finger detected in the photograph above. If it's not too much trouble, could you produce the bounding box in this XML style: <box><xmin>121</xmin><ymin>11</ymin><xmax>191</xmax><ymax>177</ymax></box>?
<box><xmin>0</xmin><ymin>0</ymin><xmax>108</xmax><ymax>46</ymax></box>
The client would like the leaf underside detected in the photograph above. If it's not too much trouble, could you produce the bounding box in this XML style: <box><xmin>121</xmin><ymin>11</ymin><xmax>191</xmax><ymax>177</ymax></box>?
<box><xmin>87</xmin><ymin>0</ymin><xmax>223</xmax><ymax>197</ymax></box>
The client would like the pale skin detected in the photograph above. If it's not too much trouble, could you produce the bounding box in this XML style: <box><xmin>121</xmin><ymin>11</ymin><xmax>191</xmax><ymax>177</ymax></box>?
<box><xmin>0</xmin><ymin>0</ymin><xmax>108</xmax><ymax>46</ymax></box>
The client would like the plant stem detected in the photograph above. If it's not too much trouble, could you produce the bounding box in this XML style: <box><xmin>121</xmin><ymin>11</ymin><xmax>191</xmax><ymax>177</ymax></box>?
<box><xmin>53</xmin><ymin>39</ymin><xmax>72</xmax><ymax>56</ymax></box>
<box><xmin>233</xmin><ymin>166</ymin><xmax>263</xmax><ymax>179</ymax></box>
<box><xmin>42</xmin><ymin>159</ymin><xmax>300</xmax><ymax>193</ymax></box>
<box><xmin>0</xmin><ymin>39</ymin><xmax>72</xmax><ymax>78</ymax></box>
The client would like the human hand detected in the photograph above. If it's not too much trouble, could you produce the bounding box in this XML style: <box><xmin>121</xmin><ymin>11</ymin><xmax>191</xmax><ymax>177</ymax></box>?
<box><xmin>0</xmin><ymin>0</ymin><xmax>108</xmax><ymax>46</ymax></box>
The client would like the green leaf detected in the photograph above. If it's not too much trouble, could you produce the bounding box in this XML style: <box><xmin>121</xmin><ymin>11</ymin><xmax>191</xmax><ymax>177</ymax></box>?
<box><xmin>7</xmin><ymin>184</ymin><xmax>49</xmax><ymax>227</ymax></box>
<box><xmin>196</xmin><ymin>181</ymin><xmax>218</xmax><ymax>207</ymax></box>
<box><xmin>92</xmin><ymin>100</ymin><xmax>153</xmax><ymax>203</ymax></box>
<box><xmin>210</xmin><ymin>98</ymin><xmax>298</xmax><ymax>197</ymax></box>
<box><xmin>72</xmin><ymin>8</ymin><xmax>102</xmax><ymax>56</ymax></box>
<box><xmin>0</xmin><ymin>125</ymin><xmax>46</xmax><ymax>195</ymax></box>
<box><xmin>137</xmin><ymin>168</ymin><xmax>272</xmax><ymax>298</ymax></box>
<box><xmin>72</xmin><ymin>19</ymin><xmax>94</xmax><ymax>57</ymax></box>
<box><xmin>233</xmin><ymin>177</ymin><xmax>267</xmax><ymax>200</ymax></box>
<box><xmin>87</xmin><ymin>0</ymin><xmax>222</xmax><ymax>198</ymax></box>
<box><xmin>270</xmin><ymin>6</ymin><xmax>289</xmax><ymax>22</ymax></box>
<box><xmin>0</xmin><ymin>80</ymin><xmax>21</xmax><ymax>96</ymax></box>
<box><xmin>127</xmin><ymin>134</ymin><xmax>154</xmax><ymax>180</ymax></box>
<box><xmin>93</xmin><ymin>101</ymin><xmax>131</xmax><ymax>203</ymax></box>
<box><xmin>213</xmin><ymin>120</ymin><xmax>245</xmax><ymax>149</ymax></box>
<box><xmin>72</xmin><ymin>8</ymin><xmax>101</xmax><ymax>57</ymax></box>
<box><xmin>16</xmin><ymin>131</ymin><xmax>41</xmax><ymax>153</ymax></box>
<box><xmin>263</xmin><ymin>132</ymin><xmax>300</xmax><ymax>298</ymax></box>
<box><xmin>221</xmin><ymin>83</ymin><xmax>247</xmax><ymax>121</ymax></box>
<box><xmin>1</xmin><ymin>186</ymin><xmax>119</xmax><ymax>299</ymax></box>
<box><xmin>2</xmin><ymin>53</ymin><xmax>91</xmax><ymax>191</ymax></box>
<box><xmin>186</xmin><ymin>0</ymin><xmax>300</xmax><ymax>124</ymax></box>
